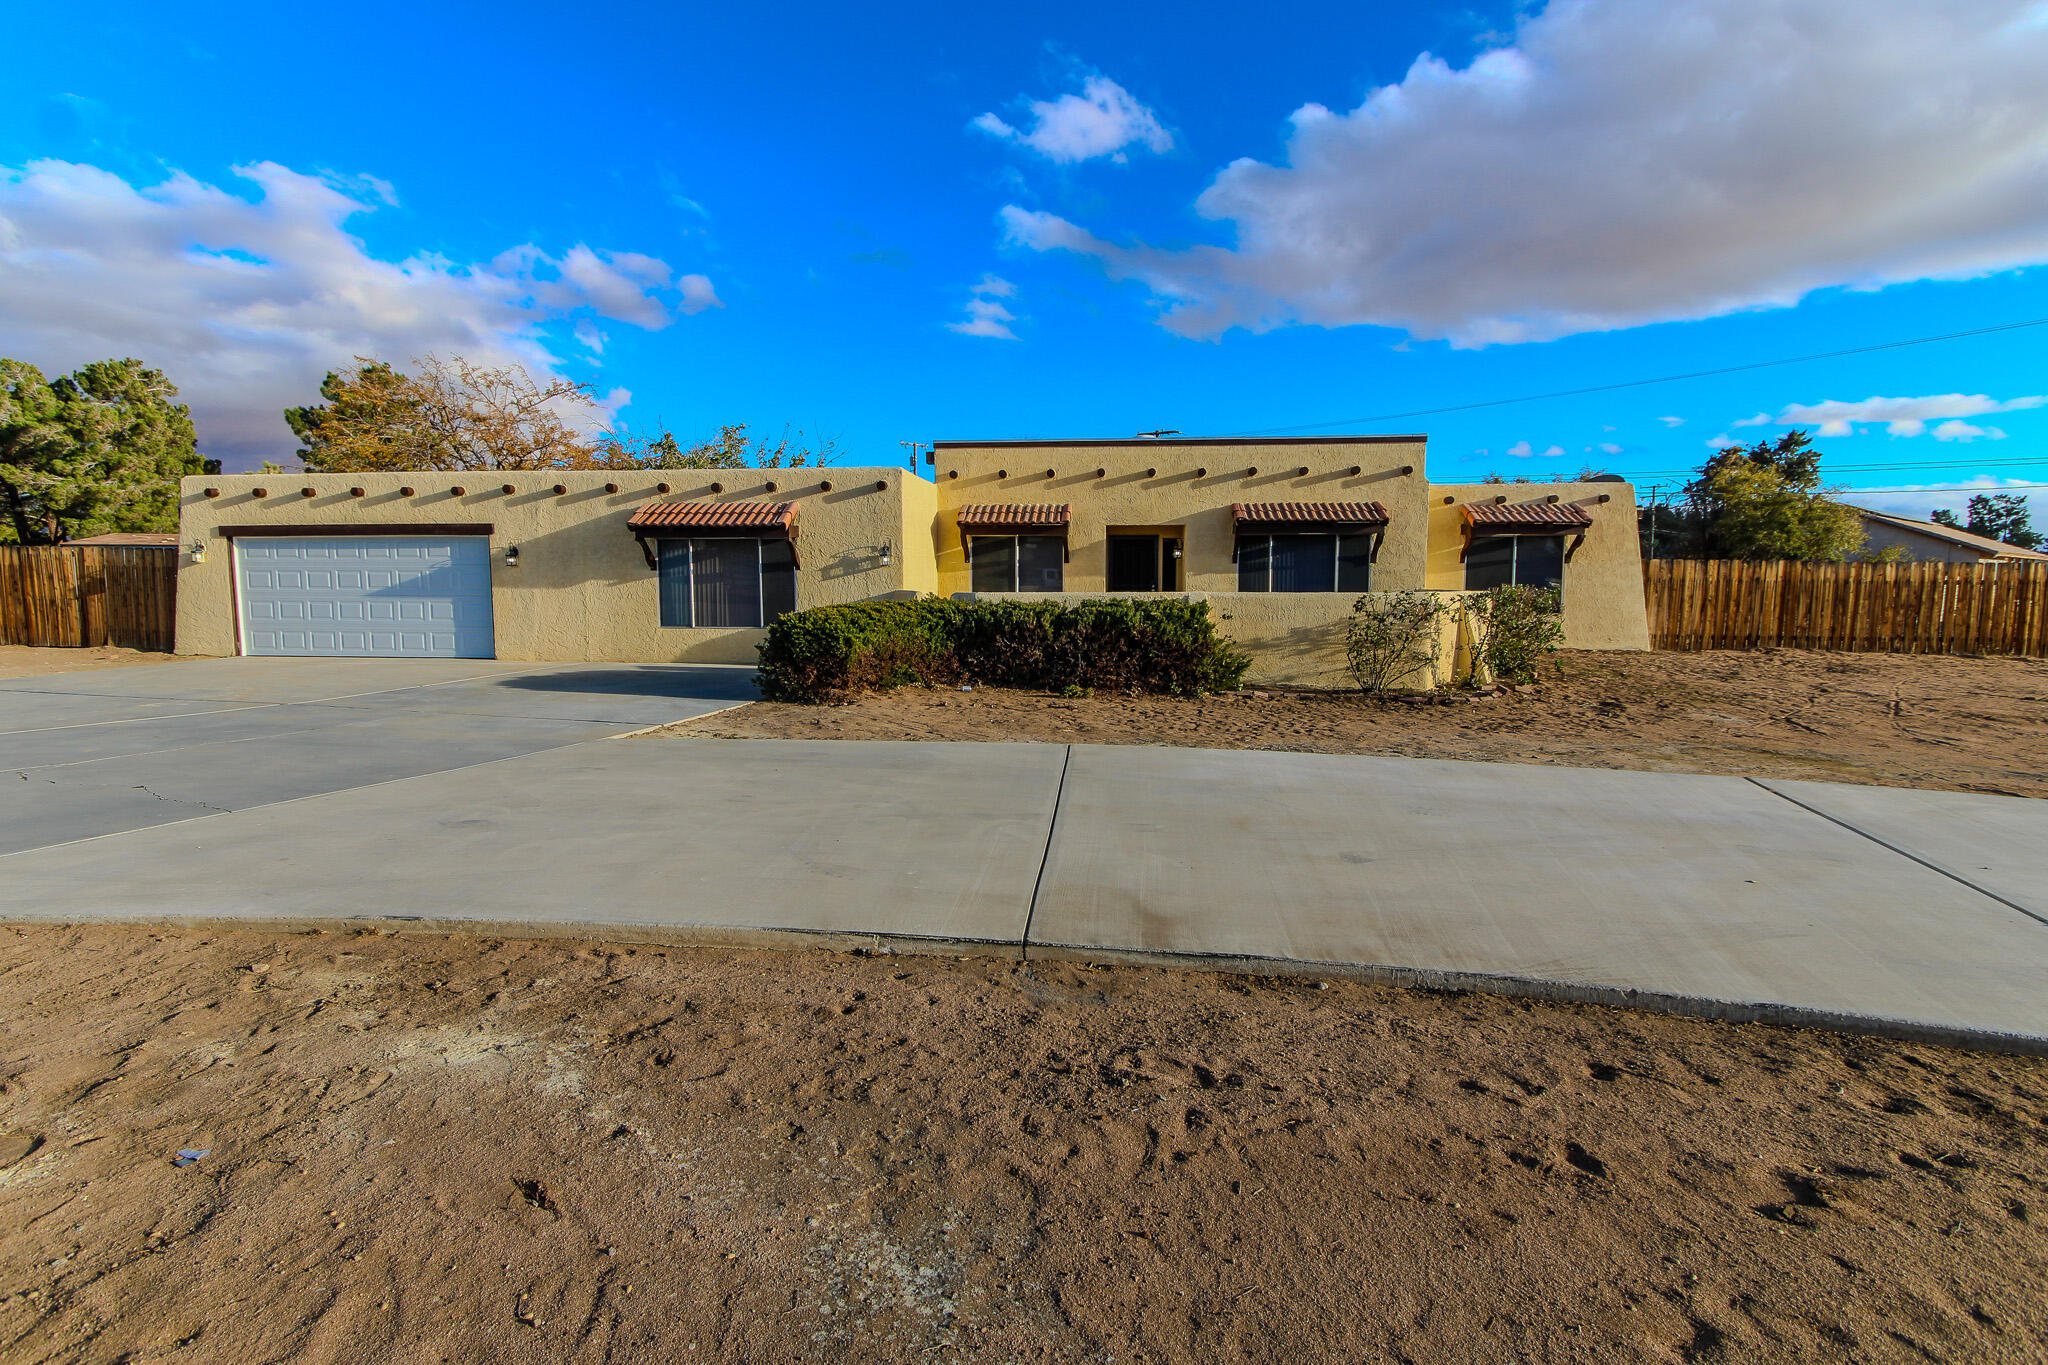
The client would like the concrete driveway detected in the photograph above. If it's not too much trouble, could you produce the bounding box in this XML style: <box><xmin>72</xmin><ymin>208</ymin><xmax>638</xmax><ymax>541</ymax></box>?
<box><xmin>2</xmin><ymin>659</ymin><xmax>2045</xmax><ymax>1051</ymax></box>
<box><xmin>0</xmin><ymin>657</ymin><xmax>754</xmax><ymax>855</ymax></box>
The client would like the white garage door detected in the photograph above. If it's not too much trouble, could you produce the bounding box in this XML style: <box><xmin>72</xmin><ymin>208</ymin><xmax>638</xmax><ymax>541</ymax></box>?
<box><xmin>237</xmin><ymin>536</ymin><xmax>495</xmax><ymax>658</ymax></box>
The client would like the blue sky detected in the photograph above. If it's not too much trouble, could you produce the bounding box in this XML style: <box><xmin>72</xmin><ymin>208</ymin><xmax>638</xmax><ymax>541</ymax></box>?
<box><xmin>4</xmin><ymin>0</ymin><xmax>2048</xmax><ymax>525</ymax></box>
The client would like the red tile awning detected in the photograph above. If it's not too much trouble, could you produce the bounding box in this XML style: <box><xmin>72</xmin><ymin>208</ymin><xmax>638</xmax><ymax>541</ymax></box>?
<box><xmin>955</xmin><ymin>503</ymin><xmax>1072</xmax><ymax>532</ymax></box>
<box><xmin>627</xmin><ymin>500</ymin><xmax>797</xmax><ymax>532</ymax></box>
<box><xmin>1233</xmin><ymin>501</ymin><xmax>1390</xmax><ymax>530</ymax></box>
<box><xmin>626</xmin><ymin>500</ymin><xmax>799</xmax><ymax>568</ymax></box>
<box><xmin>1460</xmin><ymin>501</ymin><xmax>1595</xmax><ymax>534</ymax></box>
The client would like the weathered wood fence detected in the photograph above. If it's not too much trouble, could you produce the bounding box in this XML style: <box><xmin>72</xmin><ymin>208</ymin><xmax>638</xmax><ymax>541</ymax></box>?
<box><xmin>0</xmin><ymin>546</ymin><xmax>179</xmax><ymax>651</ymax></box>
<box><xmin>1645</xmin><ymin>558</ymin><xmax>2048</xmax><ymax>656</ymax></box>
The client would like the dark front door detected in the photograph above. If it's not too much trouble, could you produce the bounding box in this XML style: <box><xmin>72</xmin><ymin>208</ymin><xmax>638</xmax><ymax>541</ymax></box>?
<box><xmin>1107</xmin><ymin>535</ymin><xmax>1160</xmax><ymax>592</ymax></box>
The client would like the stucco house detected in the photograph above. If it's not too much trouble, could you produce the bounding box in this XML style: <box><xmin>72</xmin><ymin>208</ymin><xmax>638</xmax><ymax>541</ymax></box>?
<box><xmin>174</xmin><ymin>435</ymin><xmax>1649</xmax><ymax>686</ymax></box>
<box><xmin>1848</xmin><ymin>507</ymin><xmax>2048</xmax><ymax>565</ymax></box>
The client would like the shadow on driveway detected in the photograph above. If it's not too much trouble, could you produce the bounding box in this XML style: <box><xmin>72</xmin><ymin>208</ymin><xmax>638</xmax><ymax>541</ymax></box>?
<box><xmin>494</xmin><ymin>666</ymin><xmax>761</xmax><ymax>702</ymax></box>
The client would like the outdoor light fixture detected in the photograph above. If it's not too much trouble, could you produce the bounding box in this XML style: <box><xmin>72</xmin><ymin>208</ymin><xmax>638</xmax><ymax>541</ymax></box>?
<box><xmin>189</xmin><ymin>541</ymin><xmax>207</xmax><ymax>563</ymax></box>
<box><xmin>880</xmin><ymin>540</ymin><xmax>893</xmax><ymax>567</ymax></box>
<box><xmin>504</xmin><ymin>546</ymin><xmax>520</xmax><ymax>568</ymax></box>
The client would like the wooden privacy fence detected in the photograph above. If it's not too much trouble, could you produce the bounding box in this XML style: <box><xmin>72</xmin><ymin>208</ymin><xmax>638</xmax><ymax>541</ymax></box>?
<box><xmin>0</xmin><ymin>545</ymin><xmax>179</xmax><ymax>651</ymax></box>
<box><xmin>1645</xmin><ymin>558</ymin><xmax>2048</xmax><ymax>656</ymax></box>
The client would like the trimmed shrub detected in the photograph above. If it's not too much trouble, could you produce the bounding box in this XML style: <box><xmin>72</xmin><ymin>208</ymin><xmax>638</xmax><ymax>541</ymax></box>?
<box><xmin>1469</xmin><ymin>584</ymin><xmax>1564</xmax><ymax>683</ymax></box>
<box><xmin>757</xmin><ymin>597</ymin><xmax>1251</xmax><ymax>702</ymax></box>
<box><xmin>1344</xmin><ymin>591</ymin><xmax>1451</xmax><ymax>695</ymax></box>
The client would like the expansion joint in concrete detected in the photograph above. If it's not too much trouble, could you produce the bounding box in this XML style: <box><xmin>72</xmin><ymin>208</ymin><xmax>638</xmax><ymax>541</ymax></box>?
<box><xmin>1020</xmin><ymin>744</ymin><xmax>1073</xmax><ymax>961</ymax></box>
<box><xmin>1747</xmin><ymin>778</ymin><xmax>2048</xmax><ymax>931</ymax></box>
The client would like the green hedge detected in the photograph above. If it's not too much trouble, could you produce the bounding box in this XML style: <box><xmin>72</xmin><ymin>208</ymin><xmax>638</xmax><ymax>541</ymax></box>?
<box><xmin>756</xmin><ymin>597</ymin><xmax>1251</xmax><ymax>702</ymax></box>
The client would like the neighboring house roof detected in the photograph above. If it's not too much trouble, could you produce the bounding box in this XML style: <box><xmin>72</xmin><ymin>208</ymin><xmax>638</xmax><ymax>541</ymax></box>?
<box><xmin>1233</xmin><ymin>501</ymin><xmax>1391</xmax><ymax>528</ymax></box>
<box><xmin>625</xmin><ymin>500</ymin><xmax>796</xmax><ymax>531</ymax></box>
<box><xmin>63</xmin><ymin>532</ymin><xmax>178</xmax><ymax>546</ymax></box>
<box><xmin>930</xmin><ymin>435</ymin><xmax>1426</xmax><ymax>449</ymax></box>
<box><xmin>955</xmin><ymin>503</ymin><xmax>1073</xmax><ymax>531</ymax></box>
<box><xmin>1851</xmin><ymin>508</ymin><xmax>2048</xmax><ymax>561</ymax></box>
<box><xmin>1461</xmin><ymin>501</ymin><xmax>1595</xmax><ymax>531</ymax></box>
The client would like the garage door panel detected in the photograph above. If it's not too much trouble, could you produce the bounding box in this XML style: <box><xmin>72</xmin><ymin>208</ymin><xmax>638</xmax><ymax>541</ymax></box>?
<box><xmin>238</xmin><ymin>537</ymin><xmax>494</xmax><ymax>658</ymax></box>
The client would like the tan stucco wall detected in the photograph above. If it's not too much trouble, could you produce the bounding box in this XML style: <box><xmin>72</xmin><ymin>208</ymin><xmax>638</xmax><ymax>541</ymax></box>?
<box><xmin>959</xmin><ymin>589</ymin><xmax>1476</xmax><ymax>690</ymax></box>
<box><xmin>175</xmin><ymin>469</ymin><xmax>920</xmax><ymax>662</ymax></box>
<box><xmin>1857</xmin><ymin>519</ymin><xmax>1995</xmax><ymax>564</ymax></box>
<box><xmin>930</xmin><ymin>439</ymin><xmax>1430</xmax><ymax>597</ymax></box>
<box><xmin>1426</xmin><ymin>483</ymin><xmax>1650</xmax><ymax>650</ymax></box>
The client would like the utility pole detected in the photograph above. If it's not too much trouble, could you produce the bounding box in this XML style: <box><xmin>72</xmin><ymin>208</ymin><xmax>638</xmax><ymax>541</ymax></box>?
<box><xmin>898</xmin><ymin>440</ymin><xmax>928</xmax><ymax>473</ymax></box>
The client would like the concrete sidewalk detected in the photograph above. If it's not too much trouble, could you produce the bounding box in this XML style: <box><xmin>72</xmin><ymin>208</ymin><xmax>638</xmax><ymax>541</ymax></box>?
<box><xmin>1</xmin><ymin>734</ymin><xmax>2043</xmax><ymax>1051</ymax></box>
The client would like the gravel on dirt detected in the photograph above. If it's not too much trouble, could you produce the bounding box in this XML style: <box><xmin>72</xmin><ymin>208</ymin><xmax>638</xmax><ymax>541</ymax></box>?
<box><xmin>662</xmin><ymin>649</ymin><xmax>2048</xmax><ymax>798</ymax></box>
<box><xmin>2</xmin><ymin>925</ymin><xmax>2043</xmax><ymax>1363</ymax></box>
<box><xmin>0</xmin><ymin>646</ymin><xmax>185</xmax><ymax>680</ymax></box>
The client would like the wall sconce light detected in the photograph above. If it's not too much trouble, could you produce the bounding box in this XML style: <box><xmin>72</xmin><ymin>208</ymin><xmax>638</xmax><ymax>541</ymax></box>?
<box><xmin>879</xmin><ymin>540</ymin><xmax>894</xmax><ymax>567</ymax></box>
<box><xmin>189</xmin><ymin>541</ymin><xmax>207</xmax><ymax>563</ymax></box>
<box><xmin>504</xmin><ymin>546</ymin><xmax>520</xmax><ymax>568</ymax></box>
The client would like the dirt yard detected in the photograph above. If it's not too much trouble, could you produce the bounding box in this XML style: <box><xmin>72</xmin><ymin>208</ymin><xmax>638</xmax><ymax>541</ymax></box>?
<box><xmin>1</xmin><ymin>925</ymin><xmax>2042</xmax><ymax>1364</ymax></box>
<box><xmin>0</xmin><ymin>646</ymin><xmax>183</xmax><ymax>680</ymax></box>
<box><xmin>666</xmin><ymin>649</ymin><xmax>2048</xmax><ymax>799</ymax></box>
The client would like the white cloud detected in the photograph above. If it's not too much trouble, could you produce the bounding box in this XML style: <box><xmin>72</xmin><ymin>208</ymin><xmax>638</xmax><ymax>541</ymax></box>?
<box><xmin>1769</xmin><ymin>393</ymin><xmax>2044</xmax><ymax>438</ymax></box>
<box><xmin>1658</xmin><ymin>416</ymin><xmax>1686</xmax><ymax>428</ymax></box>
<box><xmin>974</xmin><ymin>73</ymin><xmax>1172</xmax><ymax>164</ymax></box>
<box><xmin>1931</xmin><ymin>419</ymin><xmax>2005</xmax><ymax>442</ymax></box>
<box><xmin>1599</xmin><ymin>442</ymin><xmax>1624</xmax><ymax>455</ymax></box>
<box><xmin>1706</xmin><ymin>433</ymin><xmax>1740</xmax><ymax>449</ymax></box>
<box><xmin>1504</xmin><ymin>440</ymin><xmax>1565</xmax><ymax>459</ymax></box>
<box><xmin>1001</xmin><ymin>0</ymin><xmax>2048</xmax><ymax>342</ymax></box>
<box><xmin>0</xmin><ymin>160</ymin><xmax>706</xmax><ymax>468</ymax></box>
<box><xmin>947</xmin><ymin>275</ymin><xmax>1020</xmax><ymax>339</ymax></box>
<box><xmin>1732</xmin><ymin>412</ymin><xmax>1772</xmax><ymax>427</ymax></box>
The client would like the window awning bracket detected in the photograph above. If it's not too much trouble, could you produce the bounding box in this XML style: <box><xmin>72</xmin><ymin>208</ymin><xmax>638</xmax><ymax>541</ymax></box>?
<box><xmin>1564</xmin><ymin>531</ymin><xmax>1587</xmax><ymax>564</ymax></box>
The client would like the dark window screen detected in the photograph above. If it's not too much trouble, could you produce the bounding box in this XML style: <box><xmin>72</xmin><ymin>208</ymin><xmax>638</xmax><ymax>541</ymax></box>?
<box><xmin>1515</xmin><ymin>535</ymin><xmax>1564</xmax><ymax>590</ymax></box>
<box><xmin>689</xmin><ymin>538</ymin><xmax>759</xmax><ymax>627</ymax></box>
<box><xmin>1268</xmin><ymin>534</ymin><xmax>1334</xmax><ymax>592</ymax></box>
<box><xmin>1017</xmin><ymin>536</ymin><xmax>1064</xmax><ymax>590</ymax></box>
<box><xmin>657</xmin><ymin>541</ymin><xmax>693</xmax><ymax>626</ymax></box>
<box><xmin>970</xmin><ymin>536</ymin><xmax>1017</xmax><ymax>592</ymax></box>
<box><xmin>1464</xmin><ymin>536</ymin><xmax>1515</xmax><ymax>591</ymax></box>
<box><xmin>1236</xmin><ymin>535</ymin><xmax>1271</xmax><ymax>591</ymax></box>
<box><xmin>657</xmin><ymin>538</ymin><xmax>796</xmax><ymax>628</ymax></box>
<box><xmin>1464</xmin><ymin>534</ymin><xmax>1565</xmax><ymax>592</ymax></box>
<box><xmin>971</xmin><ymin>536</ymin><xmax>1066</xmax><ymax>591</ymax></box>
<box><xmin>1337</xmin><ymin>533</ymin><xmax>1375</xmax><ymax>592</ymax></box>
<box><xmin>760</xmin><ymin>538</ymin><xmax>797</xmax><ymax>619</ymax></box>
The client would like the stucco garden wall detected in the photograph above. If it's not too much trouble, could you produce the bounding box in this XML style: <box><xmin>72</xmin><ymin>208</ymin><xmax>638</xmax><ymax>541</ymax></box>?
<box><xmin>1425</xmin><ymin>483</ymin><xmax>1651</xmax><ymax>650</ymax></box>
<box><xmin>175</xmin><ymin>469</ymin><xmax>919</xmax><ymax>663</ymax></box>
<box><xmin>956</xmin><ymin>589</ymin><xmax>1476</xmax><ymax>690</ymax></box>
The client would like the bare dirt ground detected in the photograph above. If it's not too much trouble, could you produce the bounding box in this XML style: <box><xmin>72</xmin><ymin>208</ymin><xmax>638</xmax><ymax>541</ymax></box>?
<box><xmin>666</xmin><ymin>649</ymin><xmax>2048</xmax><ymax>799</ymax></box>
<box><xmin>0</xmin><ymin>646</ymin><xmax>184</xmax><ymax>680</ymax></box>
<box><xmin>2</xmin><ymin>925</ymin><xmax>2043</xmax><ymax>1364</ymax></box>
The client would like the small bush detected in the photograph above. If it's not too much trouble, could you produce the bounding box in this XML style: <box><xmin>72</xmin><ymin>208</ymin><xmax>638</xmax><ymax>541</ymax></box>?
<box><xmin>757</xmin><ymin>597</ymin><xmax>1251</xmax><ymax>702</ymax></box>
<box><xmin>1469</xmin><ymin>584</ymin><xmax>1564</xmax><ymax>683</ymax></box>
<box><xmin>1344</xmin><ymin>591</ymin><xmax>1451</xmax><ymax>695</ymax></box>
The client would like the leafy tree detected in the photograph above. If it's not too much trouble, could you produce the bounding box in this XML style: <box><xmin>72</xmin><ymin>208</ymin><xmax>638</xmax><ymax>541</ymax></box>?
<box><xmin>0</xmin><ymin>357</ymin><xmax>205</xmax><ymax>544</ymax></box>
<box><xmin>287</xmin><ymin>355</ymin><xmax>598</xmax><ymax>471</ymax></box>
<box><xmin>1931</xmin><ymin>493</ymin><xmax>2041</xmax><ymax>550</ymax></box>
<box><xmin>590</xmin><ymin>422</ymin><xmax>837</xmax><ymax>469</ymax></box>
<box><xmin>1683</xmin><ymin>429</ymin><xmax>1863</xmax><ymax>561</ymax></box>
<box><xmin>288</xmin><ymin>356</ymin><xmax>839</xmax><ymax>472</ymax></box>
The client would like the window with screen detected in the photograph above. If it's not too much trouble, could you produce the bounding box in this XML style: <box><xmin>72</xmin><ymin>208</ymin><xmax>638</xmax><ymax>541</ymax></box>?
<box><xmin>969</xmin><ymin>535</ymin><xmax>1064</xmax><ymax>592</ymax></box>
<box><xmin>1235</xmin><ymin>533</ymin><xmax>1374</xmax><ymax>592</ymax></box>
<box><xmin>657</xmin><ymin>538</ymin><xmax>797</xmax><ymax>627</ymax></box>
<box><xmin>1464</xmin><ymin>535</ymin><xmax>1565</xmax><ymax>593</ymax></box>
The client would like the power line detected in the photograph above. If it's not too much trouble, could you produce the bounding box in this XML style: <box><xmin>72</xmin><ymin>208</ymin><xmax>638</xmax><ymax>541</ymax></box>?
<box><xmin>1216</xmin><ymin>315</ymin><xmax>2048</xmax><ymax>437</ymax></box>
